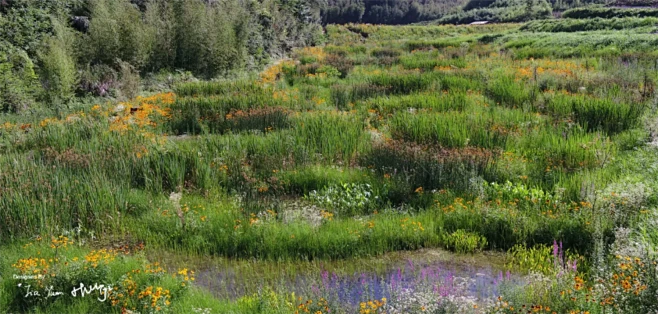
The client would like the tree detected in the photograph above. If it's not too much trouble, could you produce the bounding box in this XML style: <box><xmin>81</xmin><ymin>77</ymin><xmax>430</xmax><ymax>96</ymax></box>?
<box><xmin>525</xmin><ymin>0</ymin><xmax>535</xmax><ymax>20</ymax></box>
<box><xmin>39</xmin><ymin>18</ymin><xmax>78</xmax><ymax>107</ymax></box>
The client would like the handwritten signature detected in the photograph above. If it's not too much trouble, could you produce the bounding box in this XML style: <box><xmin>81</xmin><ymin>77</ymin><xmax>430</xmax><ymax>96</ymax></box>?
<box><xmin>18</xmin><ymin>282</ymin><xmax>112</xmax><ymax>302</ymax></box>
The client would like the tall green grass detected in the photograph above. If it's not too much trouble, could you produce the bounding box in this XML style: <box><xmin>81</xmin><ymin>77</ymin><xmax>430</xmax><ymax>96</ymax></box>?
<box><xmin>361</xmin><ymin>92</ymin><xmax>473</xmax><ymax>114</ymax></box>
<box><xmin>174</xmin><ymin>80</ymin><xmax>264</xmax><ymax>97</ymax></box>
<box><xmin>545</xmin><ymin>93</ymin><xmax>646</xmax><ymax>135</ymax></box>
<box><xmin>389</xmin><ymin>107</ymin><xmax>542</xmax><ymax>148</ymax></box>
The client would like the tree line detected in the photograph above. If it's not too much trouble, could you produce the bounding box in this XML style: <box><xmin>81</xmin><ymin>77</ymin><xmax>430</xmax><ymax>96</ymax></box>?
<box><xmin>0</xmin><ymin>0</ymin><xmax>323</xmax><ymax>113</ymax></box>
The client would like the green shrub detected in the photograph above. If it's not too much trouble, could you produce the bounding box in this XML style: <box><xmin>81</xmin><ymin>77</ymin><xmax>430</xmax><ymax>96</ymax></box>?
<box><xmin>324</xmin><ymin>54</ymin><xmax>354</xmax><ymax>78</ymax></box>
<box><xmin>306</xmin><ymin>182</ymin><xmax>384</xmax><ymax>217</ymax></box>
<box><xmin>0</xmin><ymin>48</ymin><xmax>39</xmax><ymax>113</ymax></box>
<box><xmin>442</xmin><ymin>229</ymin><xmax>487</xmax><ymax>253</ymax></box>
<box><xmin>506</xmin><ymin>243</ymin><xmax>553</xmax><ymax>275</ymax></box>
<box><xmin>81</xmin><ymin>0</ymin><xmax>154</xmax><ymax>69</ymax></box>
<box><xmin>118</xmin><ymin>61</ymin><xmax>141</xmax><ymax>100</ymax></box>
<box><xmin>38</xmin><ymin>19</ymin><xmax>78</xmax><ymax>108</ymax></box>
<box><xmin>280</xmin><ymin>166</ymin><xmax>371</xmax><ymax>195</ymax></box>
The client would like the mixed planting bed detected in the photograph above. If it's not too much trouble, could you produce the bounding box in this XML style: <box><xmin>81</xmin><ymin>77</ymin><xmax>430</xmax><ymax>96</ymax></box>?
<box><xmin>2</xmin><ymin>22</ymin><xmax>658</xmax><ymax>313</ymax></box>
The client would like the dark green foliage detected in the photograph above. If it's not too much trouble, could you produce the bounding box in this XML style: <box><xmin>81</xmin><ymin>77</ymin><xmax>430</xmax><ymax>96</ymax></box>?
<box><xmin>322</xmin><ymin>0</ymin><xmax>468</xmax><ymax>25</ymax></box>
<box><xmin>562</xmin><ymin>6</ymin><xmax>658</xmax><ymax>19</ymax></box>
<box><xmin>0</xmin><ymin>49</ymin><xmax>39</xmax><ymax>113</ymax></box>
<box><xmin>0</xmin><ymin>0</ymin><xmax>76</xmax><ymax>57</ymax></box>
<box><xmin>0</xmin><ymin>0</ymin><xmax>323</xmax><ymax>104</ymax></box>
<box><xmin>438</xmin><ymin>0</ymin><xmax>553</xmax><ymax>24</ymax></box>
<box><xmin>522</xmin><ymin>17</ymin><xmax>658</xmax><ymax>32</ymax></box>
<box><xmin>499</xmin><ymin>32</ymin><xmax>658</xmax><ymax>58</ymax></box>
<box><xmin>330</xmin><ymin>84</ymin><xmax>352</xmax><ymax>110</ymax></box>
<box><xmin>38</xmin><ymin>19</ymin><xmax>78</xmax><ymax>107</ymax></box>
<box><xmin>170</xmin><ymin>0</ymin><xmax>245</xmax><ymax>78</ymax></box>
<box><xmin>80</xmin><ymin>0</ymin><xmax>154</xmax><ymax>69</ymax></box>
<box><xmin>279</xmin><ymin>166</ymin><xmax>372</xmax><ymax>195</ymax></box>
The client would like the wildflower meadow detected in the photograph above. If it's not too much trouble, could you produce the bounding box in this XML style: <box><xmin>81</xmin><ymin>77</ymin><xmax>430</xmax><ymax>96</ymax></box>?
<box><xmin>2</xmin><ymin>5</ymin><xmax>658</xmax><ymax>314</ymax></box>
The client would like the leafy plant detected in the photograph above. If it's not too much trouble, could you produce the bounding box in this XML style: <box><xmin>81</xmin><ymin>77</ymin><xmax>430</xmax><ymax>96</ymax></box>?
<box><xmin>442</xmin><ymin>229</ymin><xmax>487</xmax><ymax>253</ymax></box>
<box><xmin>306</xmin><ymin>182</ymin><xmax>383</xmax><ymax>217</ymax></box>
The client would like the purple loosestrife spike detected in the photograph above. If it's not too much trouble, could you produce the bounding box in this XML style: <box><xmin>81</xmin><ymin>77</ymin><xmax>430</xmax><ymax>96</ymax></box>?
<box><xmin>571</xmin><ymin>260</ymin><xmax>577</xmax><ymax>272</ymax></box>
<box><xmin>439</xmin><ymin>285</ymin><xmax>450</xmax><ymax>297</ymax></box>
<box><xmin>553</xmin><ymin>240</ymin><xmax>559</xmax><ymax>258</ymax></box>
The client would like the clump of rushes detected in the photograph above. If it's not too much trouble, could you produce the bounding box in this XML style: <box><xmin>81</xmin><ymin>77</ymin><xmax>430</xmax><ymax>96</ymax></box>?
<box><xmin>291</xmin><ymin>112</ymin><xmax>368</xmax><ymax>163</ymax></box>
<box><xmin>545</xmin><ymin>92</ymin><xmax>645</xmax><ymax>135</ymax></box>
<box><xmin>362</xmin><ymin>91</ymin><xmax>472</xmax><ymax>115</ymax></box>
<box><xmin>174</xmin><ymin>80</ymin><xmax>264</xmax><ymax>97</ymax></box>
<box><xmin>389</xmin><ymin>107</ymin><xmax>542</xmax><ymax>149</ymax></box>
<box><xmin>367</xmin><ymin>72</ymin><xmax>440</xmax><ymax>95</ymax></box>
<box><xmin>399</xmin><ymin>51</ymin><xmax>467</xmax><ymax>71</ymax></box>
<box><xmin>361</xmin><ymin>139</ymin><xmax>497</xmax><ymax>194</ymax></box>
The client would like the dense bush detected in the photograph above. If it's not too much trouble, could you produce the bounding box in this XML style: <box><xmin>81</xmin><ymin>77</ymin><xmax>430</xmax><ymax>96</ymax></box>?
<box><xmin>0</xmin><ymin>49</ymin><xmax>39</xmax><ymax>113</ymax></box>
<box><xmin>38</xmin><ymin>20</ymin><xmax>78</xmax><ymax>107</ymax></box>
